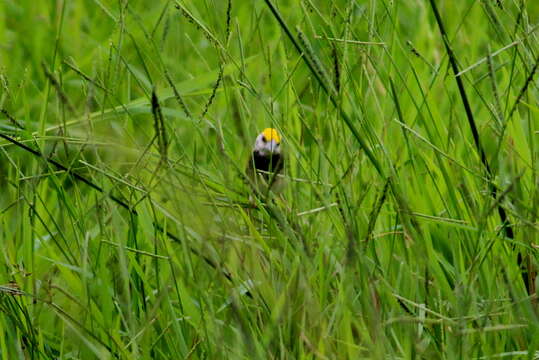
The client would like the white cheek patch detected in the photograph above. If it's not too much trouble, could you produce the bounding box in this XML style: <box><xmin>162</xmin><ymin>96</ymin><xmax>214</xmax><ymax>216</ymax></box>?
<box><xmin>269</xmin><ymin>140</ymin><xmax>279</xmax><ymax>153</ymax></box>
<box><xmin>253</xmin><ymin>134</ymin><xmax>281</xmax><ymax>155</ymax></box>
<box><xmin>253</xmin><ymin>135</ymin><xmax>265</xmax><ymax>150</ymax></box>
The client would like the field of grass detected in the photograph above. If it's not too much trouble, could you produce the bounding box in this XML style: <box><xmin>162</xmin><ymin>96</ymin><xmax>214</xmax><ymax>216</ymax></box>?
<box><xmin>0</xmin><ymin>0</ymin><xmax>538</xmax><ymax>358</ymax></box>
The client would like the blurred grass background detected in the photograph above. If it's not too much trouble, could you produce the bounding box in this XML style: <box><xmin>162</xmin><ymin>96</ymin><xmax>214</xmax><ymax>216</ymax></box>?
<box><xmin>0</xmin><ymin>0</ymin><xmax>538</xmax><ymax>358</ymax></box>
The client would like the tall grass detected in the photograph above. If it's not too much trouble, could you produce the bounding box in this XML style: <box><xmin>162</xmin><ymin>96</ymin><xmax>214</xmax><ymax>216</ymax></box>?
<box><xmin>0</xmin><ymin>0</ymin><xmax>538</xmax><ymax>358</ymax></box>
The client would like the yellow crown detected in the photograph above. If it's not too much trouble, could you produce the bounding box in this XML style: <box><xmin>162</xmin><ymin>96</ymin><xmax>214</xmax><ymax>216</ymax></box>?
<box><xmin>261</xmin><ymin>128</ymin><xmax>281</xmax><ymax>144</ymax></box>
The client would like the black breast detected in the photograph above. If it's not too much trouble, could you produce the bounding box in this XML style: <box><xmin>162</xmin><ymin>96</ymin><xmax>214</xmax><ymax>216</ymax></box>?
<box><xmin>252</xmin><ymin>152</ymin><xmax>283</xmax><ymax>178</ymax></box>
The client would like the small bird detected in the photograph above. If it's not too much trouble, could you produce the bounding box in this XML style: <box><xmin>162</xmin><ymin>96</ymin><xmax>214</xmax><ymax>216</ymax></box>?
<box><xmin>246</xmin><ymin>128</ymin><xmax>284</xmax><ymax>196</ymax></box>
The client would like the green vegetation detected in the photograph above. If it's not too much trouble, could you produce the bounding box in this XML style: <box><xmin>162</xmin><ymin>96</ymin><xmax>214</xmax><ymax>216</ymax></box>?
<box><xmin>0</xmin><ymin>0</ymin><xmax>538</xmax><ymax>358</ymax></box>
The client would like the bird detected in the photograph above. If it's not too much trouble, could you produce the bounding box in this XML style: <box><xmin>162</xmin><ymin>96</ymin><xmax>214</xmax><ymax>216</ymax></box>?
<box><xmin>246</xmin><ymin>128</ymin><xmax>285</xmax><ymax>196</ymax></box>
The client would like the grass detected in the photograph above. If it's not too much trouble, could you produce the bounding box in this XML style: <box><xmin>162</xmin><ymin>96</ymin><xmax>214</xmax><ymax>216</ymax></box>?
<box><xmin>0</xmin><ymin>0</ymin><xmax>538</xmax><ymax>358</ymax></box>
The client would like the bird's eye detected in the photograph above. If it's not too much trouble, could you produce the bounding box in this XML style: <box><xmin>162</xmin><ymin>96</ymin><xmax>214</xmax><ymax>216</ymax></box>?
<box><xmin>261</xmin><ymin>136</ymin><xmax>267</xmax><ymax>143</ymax></box>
